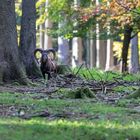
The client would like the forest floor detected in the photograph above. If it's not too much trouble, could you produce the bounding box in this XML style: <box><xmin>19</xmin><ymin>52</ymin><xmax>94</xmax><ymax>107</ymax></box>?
<box><xmin>0</xmin><ymin>71</ymin><xmax>140</xmax><ymax>140</ymax></box>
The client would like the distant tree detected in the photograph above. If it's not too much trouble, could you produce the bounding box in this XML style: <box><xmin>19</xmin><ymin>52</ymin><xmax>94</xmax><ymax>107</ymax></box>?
<box><xmin>19</xmin><ymin>0</ymin><xmax>41</xmax><ymax>77</ymax></box>
<box><xmin>0</xmin><ymin>0</ymin><xmax>28</xmax><ymax>84</ymax></box>
<box><xmin>44</xmin><ymin>0</ymin><xmax>53</xmax><ymax>50</ymax></box>
<box><xmin>58</xmin><ymin>37</ymin><xmax>70</xmax><ymax>65</ymax></box>
<box><xmin>129</xmin><ymin>34</ymin><xmax>139</xmax><ymax>73</ymax></box>
<box><xmin>89</xmin><ymin>35</ymin><xmax>96</xmax><ymax>68</ymax></box>
<box><xmin>39</xmin><ymin>3</ymin><xmax>45</xmax><ymax>49</ymax></box>
<box><xmin>121</xmin><ymin>26</ymin><xmax>132</xmax><ymax>72</ymax></box>
<box><xmin>79</xmin><ymin>0</ymin><xmax>140</xmax><ymax>72</ymax></box>
<box><xmin>109</xmin><ymin>0</ymin><xmax>140</xmax><ymax>72</ymax></box>
<box><xmin>72</xmin><ymin>0</ymin><xmax>83</xmax><ymax>67</ymax></box>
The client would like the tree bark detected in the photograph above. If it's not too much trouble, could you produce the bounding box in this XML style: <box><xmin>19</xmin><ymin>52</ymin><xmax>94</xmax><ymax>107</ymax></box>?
<box><xmin>89</xmin><ymin>33</ymin><xmax>96</xmax><ymax>68</ymax></box>
<box><xmin>58</xmin><ymin>37</ymin><xmax>70</xmax><ymax>65</ymax></box>
<box><xmin>129</xmin><ymin>34</ymin><xmax>139</xmax><ymax>73</ymax></box>
<box><xmin>0</xmin><ymin>0</ymin><xmax>28</xmax><ymax>84</ymax></box>
<box><xmin>105</xmin><ymin>39</ymin><xmax>114</xmax><ymax>70</ymax></box>
<box><xmin>44</xmin><ymin>0</ymin><xmax>53</xmax><ymax>50</ymax></box>
<box><xmin>99</xmin><ymin>40</ymin><xmax>107</xmax><ymax>70</ymax></box>
<box><xmin>40</xmin><ymin>23</ymin><xmax>45</xmax><ymax>49</ymax></box>
<box><xmin>44</xmin><ymin>19</ymin><xmax>53</xmax><ymax>49</ymax></box>
<box><xmin>19</xmin><ymin>0</ymin><xmax>41</xmax><ymax>77</ymax></box>
<box><xmin>96</xmin><ymin>40</ymin><xmax>107</xmax><ymax>70</ymax></box>
<box><xmin>72</xmin><ymin>37</ymin><xmax>83</xmax><ymax>67</ymax></box>
<box><xmin>121</xmin><ymin>26</ymin><xmax>132</xmax><ymax>72</ymax></box>
<box><xmin>71</xmin><ymin>0</ymin><xmax>83</xmax><ymax>67</ymax></box>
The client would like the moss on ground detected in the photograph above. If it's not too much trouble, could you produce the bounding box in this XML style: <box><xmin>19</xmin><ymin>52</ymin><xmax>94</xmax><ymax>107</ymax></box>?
<box><xmin>65</xmin><ymin>87</ymin><xmax>96</xmax><ymax>99</ymax></box>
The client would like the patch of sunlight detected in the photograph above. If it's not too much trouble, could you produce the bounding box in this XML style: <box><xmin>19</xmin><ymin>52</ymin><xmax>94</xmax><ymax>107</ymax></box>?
<box><xmin>103</xmin><ymin>120</ymin><xmax>140</xmax><ymax>130</ymax></box>
<box><xmin>0</xmin><ymin>118</ymin><xmax>139</xmax><ymax>130</ymax></box>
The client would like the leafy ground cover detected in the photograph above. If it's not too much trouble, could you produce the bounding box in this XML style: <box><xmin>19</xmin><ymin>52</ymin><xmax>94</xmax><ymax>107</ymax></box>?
<box><xmin>0</xmin><ymin>69</ymin><xmax>140</xmax><ymax>140</ymax></box>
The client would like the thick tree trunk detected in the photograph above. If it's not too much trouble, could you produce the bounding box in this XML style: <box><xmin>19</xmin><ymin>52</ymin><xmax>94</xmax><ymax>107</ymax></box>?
<box><xmin>121</xmin><ymin>26</ymin><xmax>132</xmax><ymax>72</ymax></box>
<box><xmin>19</xmin><ymin>0</ymin><xmax>41</xmax><ymax>77</ymax></box>
<box><xmin>129</xmin><ymin>34</ymin><xmax>139</xmax><ymax>73</ymax></box>
<box><xmin>0</xmin><ymin>0</ymin><xmax>27</xmax><ymax>84</ymax></box>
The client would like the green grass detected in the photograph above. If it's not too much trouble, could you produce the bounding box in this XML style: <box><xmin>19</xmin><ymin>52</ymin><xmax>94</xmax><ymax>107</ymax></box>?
<box><xmin>0</xmin><ymin>69</ymin><xmax>140</xmax><ymax>139</ymax></box>
<box><xmin>0</xmin><ymin>118</ymin><xmax>140</xmax><ymax>140</ymax></box>
<box><xmin>0</xmin><ymin>92</ymin><xmax>139</xmax><ymax>140</ymax></box>
<box><xmin>73</xmin><ymin>67</ymin><xmax>140</xmax><ymax>82</ymax></box>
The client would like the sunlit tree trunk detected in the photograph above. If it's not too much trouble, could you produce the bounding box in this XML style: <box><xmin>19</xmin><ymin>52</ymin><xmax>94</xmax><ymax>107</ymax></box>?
<box><xmin>96</xmin><ymin>39</ymin><xmax>107</xmax><ymax>70</ymax></box>
<box><xmin>44</xmin><ymin>20</ymin><xmax>52</xmax><ymax>49</ymax></box>
<box><xmin>96</xmin><ymin>20</ymin><xmax>100</xmax><ymax>69</ymax></box>
<box><xmin>105</xmin><ymin>1</ymin><xmax>114</xmax><ymax>71</ymax></box>
<box><xmin>105</xmin><ymin>39</ymin><xmax>114</xmax><ymax>70</ymax></box>
<box><xmin>0</xmin><ymin>0</ymin><xmax>27</xmax><ymax>84</ymax></box>
<box><xmin>72</xmin><ymin>37</ymin><xmax>83</xmax><ymax>67</ymax></box>
<box><xmin>40</xmin><ymin>23</ymin><xmax>45</xmax><ymax>49</ymax></box>
<box><xmin>72</xmin><ymin>0</ymin><xmax>83</xmax><ymax>67</ymax></box>
<box><xmin>19</xmin><ymin>0</ymin><xmax>41</xmax><ymax>77</ymax></box>
<box><xmin>57</xmin><ymin>4</ymin><xmax>70</xmax><ymax>65</ymax></box>
<box><xmin>96</xmin><ymin>0</ymin><xmax>105</xmax><ymax>69</ymax></box>
<box><xmin>129</xmin><ymin>34</ymin><xmax>139</xmax><ymax>73</ymax></box>
<box><xmin>39</xmin><ymin>3</ymin><xmax>45</xmax><ymax>49</ymax></box>
<box><xmin>96</xmin><ymin>0</ymin><xmax>108</xmax><ymax>70</ymax></box>
<box><xmin>96</xmin><ymin>23</ymin><xmax>107</xmax><ymax>69</ymax></box>
<box><xmin>58</xmin><ymin>35</ymin><xmax>70</xmax><ymax>65</ymax></box>
<box><xmin>58</xmin><ymin>13</ymin><xmax>70</xmax><ymax>65</ymax></box>
<box><xmin>44</xmin><ymin>0</ymin><xmax>53</xmax><ymax>50</ymax></box>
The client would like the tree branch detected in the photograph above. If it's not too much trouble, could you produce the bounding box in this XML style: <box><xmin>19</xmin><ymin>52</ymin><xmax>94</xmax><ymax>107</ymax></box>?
<box><xmin>115</xmin><ymin>0</ymin><xmax>140</xmax><ymax>15</ymax></box>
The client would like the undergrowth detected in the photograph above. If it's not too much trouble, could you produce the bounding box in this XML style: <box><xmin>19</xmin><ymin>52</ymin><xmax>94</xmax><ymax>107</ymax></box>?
<box><xmin>0</xmin><ymin>68</ymin><xmax>140</xmax><ymax>140</ymax></box>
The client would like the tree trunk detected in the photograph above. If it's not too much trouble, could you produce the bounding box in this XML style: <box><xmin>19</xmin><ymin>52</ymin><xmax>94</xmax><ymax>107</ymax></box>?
<box><xmin>0</xmin><ymin>0</ymin><xmax>27</xmax><ymax>84</ymax></box>
<box><xmin>85</xmin><ymin>38</ymin><xmax>90</xmax><ymax>67</ymax></box>
<box><xmin>58</xmin><ymin>15</ymin><xmax>70</xmax><ymax>65</ymax></box>
<box><xmin>71</xmin><ymin>0</ymin><xmax>83</xmax><ymax>67</ymax></box>
<box><xmin>58</xmin><ymin>37</ymin><xmax>70</xmax><ymax>65</ymax></box>
<box><xmin>72</xmin><ymin>37</ymin><xmax>83</xmax><ymax>67</ymax></box>
<box><xmin>100</xmin><ymin>40</ymin><xmax>107</xmax><ymax>70</ymax></box>
<box><xmin>105</xmin><ymin>39</ymin><xmax>114</xmax><ymax>70</ymax></box>
<box><xmin>96</xmin><ymin>39</ymin><xmax>107</xmax><ymax>69</ymax></box>
<box><xmin>44</xmin><ymin>0</ymin><xmax>53</xmax><ymax>50</ymax></box>
<box><xmin>121</xmin><ymin>26</ymin><xmax>132</xmax><ymax>72</ymax></box>
<box><xmin>129</xmin><ymin>34</ymin><xmax>139</xmax><ymax>73</ymax></box>
<box><xmin>39</xmin><ymin>3</ymin><xmax>45</xmax><ymax>49</ymax></box>
<box><xmin>44</xmin><ymin>19</ymin><xmax>53</xmax><ymax>49</ymax></box>
<box><xmin>19</xmin><ymin>0</ymin><xmax>41</xmax><ymax>77</ymax></box>
<box><xmin>40</xmin><ymin>23</ymin><xmax>45</xmax><ymax>49</ymax></box>
<box><xmin>89</xmin><ymin>34</ymin><xmax>96</xmax><ymax>68</ymax></box>
<box><xmin>105</xmin><ymin>11</ymin><xmax>114</xmax><ymax>71</ymax></box>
